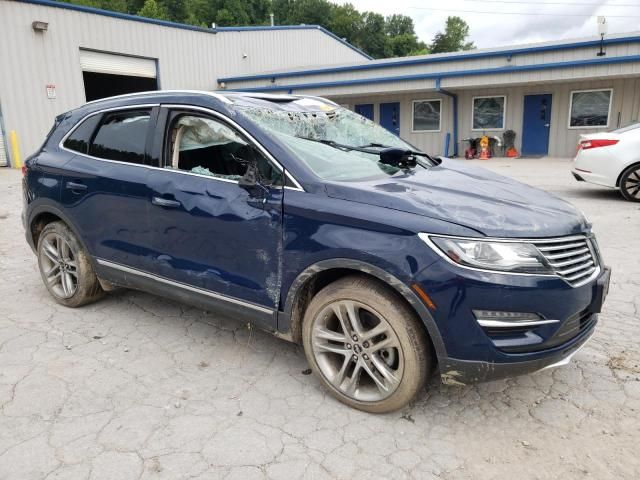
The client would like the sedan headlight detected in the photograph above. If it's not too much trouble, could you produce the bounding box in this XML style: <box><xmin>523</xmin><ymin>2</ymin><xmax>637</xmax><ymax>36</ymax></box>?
<box><xmin>419</xmin><ymin>234</ymin><xmax>554</xmax><ymax>275</ymax></box>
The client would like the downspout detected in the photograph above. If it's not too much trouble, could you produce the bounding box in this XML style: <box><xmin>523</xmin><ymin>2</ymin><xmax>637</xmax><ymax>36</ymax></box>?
<box><xmin>435</xmin><ymin>78</ymin><xmax>458</xmax><ymax>157</ymax></box>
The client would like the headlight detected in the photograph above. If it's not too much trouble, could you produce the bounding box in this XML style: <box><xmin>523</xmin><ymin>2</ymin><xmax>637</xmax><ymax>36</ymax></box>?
<box><xmin>419</xmin><ymin>234</ymin><xmax>554</xmax><ymax>275</ymax></box>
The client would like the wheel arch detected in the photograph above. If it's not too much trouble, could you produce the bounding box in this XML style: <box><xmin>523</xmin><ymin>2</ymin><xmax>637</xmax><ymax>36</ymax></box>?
<box><xmin>616</xmin><ymin>160</ymin><xmax>640</xmax><ymax>187</ymax></box>
<box><xmin>28</xmin><ymin>205</ymin><xmax>91</xmax><ymax>258</ymax></box>
<box><xmin>280</xmin><ymin>259</ymin><xmax>447</xmax><ymax>361</ymax></box>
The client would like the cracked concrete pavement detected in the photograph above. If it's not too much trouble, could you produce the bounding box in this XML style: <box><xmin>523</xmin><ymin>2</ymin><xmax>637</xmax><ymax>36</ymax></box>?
<box><xmin>1</xmin><ymin>158</ymin><xmax>639</xmax><ymax>479</ymax></box>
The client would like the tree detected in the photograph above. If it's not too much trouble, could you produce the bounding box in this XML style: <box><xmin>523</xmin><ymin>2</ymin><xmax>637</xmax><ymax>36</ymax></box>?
<box><xmin>158</xmin><ymin>0</ymin><xmax>188</xmax><ymax>23</ymax></box>
<box><xmin>328</xmin><ymin>3</ymin><xmax>363</xmax><ymax>44</ymax></box>
<box><xmin>384</xmin><ymin>14</ymin><xmax>414</xmax><ymax>37</ymax></box>
<box><xmin>386</xmin><ymin>33</ymin><xmax>428</xmax><ymax>58</ymax></box>
<box><xmin>273</xmin><ymin>0</ymin><xmax>333</xmax><ymax>27</ymax></box>
<box><xmin>384</xmin><ymin>15</ymin><xmax>427</xmax><ymax>57</ymax></box>
<box><xmin>137</xmin><ymin>0</ymin><xmax>169</xmax><ymax>20</ymax></box>
<box><xmin>430</xmin><ymin>16</ymin><xmax>474</xmax><ymax>54</ymax></box>
<box><xmin>356</xmin><ymin>12</ymin><xmax>387</xmax><ymax>58</ymax></box>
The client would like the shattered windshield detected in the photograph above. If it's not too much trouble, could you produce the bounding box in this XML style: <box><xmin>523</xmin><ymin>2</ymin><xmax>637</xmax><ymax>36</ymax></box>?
<box><xmin>236</xmin><ymin>102</ymin><xmax>421</xmax><ymax>182</ymax></box>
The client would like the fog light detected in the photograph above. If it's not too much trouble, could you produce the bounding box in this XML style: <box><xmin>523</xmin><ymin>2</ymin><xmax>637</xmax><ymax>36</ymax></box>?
<box><xmin>472</xmin><ymin>310</ymin><xmax>558</xmax><ymax>328</ymax></box>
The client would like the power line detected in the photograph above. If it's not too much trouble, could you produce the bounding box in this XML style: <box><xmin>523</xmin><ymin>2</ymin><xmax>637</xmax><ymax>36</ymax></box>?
<box><xmin>463</xmin><ymin>0</ymin><xmax>640</xmax><ymax>6</ymax></box>
<box><xmin>407</xmin><ymin>6</ymin><xmax>640</xmax><ymax>17</ymax></box>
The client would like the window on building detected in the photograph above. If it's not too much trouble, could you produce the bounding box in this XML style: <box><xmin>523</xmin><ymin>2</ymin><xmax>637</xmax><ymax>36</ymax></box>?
<box><xmin>569</xmin><ymin>89</ymin><xmax>612</xmax><ymax>128</ymax></box>
<box><xmin>89</xmin><ymin>110</ymin><xmax>151</xmax><ymax>164</ymax></box>
<box><xmin>412</xmin><ymin>100</ymin><xmax>441</xmax><ymax>132</ymax></box>
<box><xmin>63</xmin><ymin>115</ymin><xmax>102</xmax><ymax>154</ymax></box>
<box><xmin>166</xmin><ymin>114</ymin><xmax>282</xmax><ymax>185</ymax></box>
<box><xmin>472</xmin><ymin>96</ymin><xmax>505</xmax><ymax>130</ymax></box>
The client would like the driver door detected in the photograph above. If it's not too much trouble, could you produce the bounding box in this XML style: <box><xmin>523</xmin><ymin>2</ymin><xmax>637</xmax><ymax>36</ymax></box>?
<box><xmin>145</xmin><ymin>107</ymin><xmax>284</xmax><ymax>330</ymax></box>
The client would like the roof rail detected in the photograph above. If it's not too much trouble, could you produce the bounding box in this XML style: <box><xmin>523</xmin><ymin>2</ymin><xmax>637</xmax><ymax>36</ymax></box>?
<box><xmin>83</xmin><ymin>90</ymin><xmax>232</xmax><ymax>105</ymax></box>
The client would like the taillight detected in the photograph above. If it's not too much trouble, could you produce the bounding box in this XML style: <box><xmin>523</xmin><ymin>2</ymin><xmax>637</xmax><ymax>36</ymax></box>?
<box><xmin>579</xmin><ymin>139</ymin><xmax>619</xmax><ymax>150</ymax></box>
<box><xmin>21</xmin><ymin>165</ymin><xmax>27</xmax><ymax>177</ymax></box>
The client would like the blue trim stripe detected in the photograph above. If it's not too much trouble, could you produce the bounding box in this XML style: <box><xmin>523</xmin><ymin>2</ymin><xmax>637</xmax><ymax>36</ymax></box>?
<box><xmin>226</xmin><ymin>54</ymin><xmax>640</xmax><ymax>93</ymax></box>
<box><xmin>219</xmin><ymin>35</ymin><xmax>640</xmax><ymax>83</ymax></box>
<box><xmin>15</xmin><ymin>0</ymin><xmax>371</xmax><ymax>59</ymax></box>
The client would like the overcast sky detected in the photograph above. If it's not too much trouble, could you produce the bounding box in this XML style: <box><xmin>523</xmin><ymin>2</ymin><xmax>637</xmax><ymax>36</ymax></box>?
<box><xmin>339</xmin><ymin>0</ymin><xmax>640</xmax><ymax>49</ymax></box>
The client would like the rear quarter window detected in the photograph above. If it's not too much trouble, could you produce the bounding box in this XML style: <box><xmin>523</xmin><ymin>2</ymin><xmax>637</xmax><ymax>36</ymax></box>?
<box><xmin>63</xmin><ymin>115</ymin><xmax>101</xmax><ymax>154</ymax></box>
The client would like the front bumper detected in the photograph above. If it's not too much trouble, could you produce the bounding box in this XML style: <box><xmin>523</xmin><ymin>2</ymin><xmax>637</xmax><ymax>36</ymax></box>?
<box><xmin>439</xmin><ymin>324</ymin><xmax>595</xmax><ymax>384</ymax></box>
<box><xmin>413</xmin><ymin>254</ymin><xmax>610</xmax><ymax>384</ymax></box>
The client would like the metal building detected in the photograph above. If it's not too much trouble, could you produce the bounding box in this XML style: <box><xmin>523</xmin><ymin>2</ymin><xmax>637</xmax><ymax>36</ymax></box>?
<box><xmin>220</xmin><ymin>33</ymin><xmax>640</xmax><ymax>158</ymax></box>
<box><xmin>0</xmin><ymin>0</ymin><xmax>369</xmax><ymax>165</ymax></box>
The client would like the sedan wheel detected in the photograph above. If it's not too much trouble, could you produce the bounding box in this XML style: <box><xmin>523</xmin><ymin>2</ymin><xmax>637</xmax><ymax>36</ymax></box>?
<box><xmin>620</xmin><ymin>165</ymin><xmax>640</xmax><ymax>202</ymax></box>
<box><xmin>302</xmin><ymin>275</ymin><xmax>432</xmax><ymax>413</ymax></box>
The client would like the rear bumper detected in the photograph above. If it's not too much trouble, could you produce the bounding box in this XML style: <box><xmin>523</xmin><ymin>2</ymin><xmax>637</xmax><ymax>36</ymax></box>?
<box><xmin>570</xmin><ymin>168</ymin><xmax>616</xmax><ymax>188</ymax></box>
<box><xmin>439</xmin><ymin>323</ymin><xmax>595</xmax><ymax>385</ymax></box>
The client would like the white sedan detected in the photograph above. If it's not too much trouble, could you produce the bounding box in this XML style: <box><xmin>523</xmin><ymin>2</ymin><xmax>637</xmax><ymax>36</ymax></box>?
<box><xmin>572</xmin><ymin>123</ymin><xmax>640</xmax><ymax>201</ymax></box>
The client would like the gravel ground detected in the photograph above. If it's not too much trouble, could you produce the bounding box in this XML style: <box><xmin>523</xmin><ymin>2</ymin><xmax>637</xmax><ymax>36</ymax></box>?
<box><xmin>0</xmin><ymin>158</ymin><xmax>639</xmax><ymax>480</ymax></box>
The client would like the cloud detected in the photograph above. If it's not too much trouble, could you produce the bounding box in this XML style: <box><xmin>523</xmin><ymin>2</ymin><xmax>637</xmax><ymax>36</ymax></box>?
<box><xmin>337</xmin><ymin>0</ymin><xmax>640</xmax><ymax>49</ymax></box>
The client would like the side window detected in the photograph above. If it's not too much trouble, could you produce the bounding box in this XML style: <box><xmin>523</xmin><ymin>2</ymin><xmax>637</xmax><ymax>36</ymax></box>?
<box><xmin>166</xmin><ymin>114</ymin><xmax>282</xmax><ymax>185</ymax></box>
<box><xmin>63</xmin><ymin>115</ymin><xmax>102</xmax><ymax>154</ymax></box>
<box><xmin>89</xmin><ymin>110</ymin><xmax>151</xmax><ymax>164</ymax></box>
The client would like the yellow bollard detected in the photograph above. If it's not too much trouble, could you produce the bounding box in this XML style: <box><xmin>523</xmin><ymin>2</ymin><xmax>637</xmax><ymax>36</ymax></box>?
<box><xmin>8</xmin><ymin>130</ymin><xmax>22</xmax><ymax>169</ymax></box>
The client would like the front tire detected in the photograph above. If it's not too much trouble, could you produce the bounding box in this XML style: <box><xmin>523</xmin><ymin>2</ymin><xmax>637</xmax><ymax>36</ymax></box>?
<box><xmin>302</xmin><ymin>275</ymin><xmax>432</xmax><ymax>413</ymax></box>
<box><xmin>37</xmin><ymin>221</ymin><xmax>104</xmax><ymax>307</ymax></box>
<box><xmin>619</xmin><ymin>164</ymin><xmax>640</xmax><ymax>202</ymax></box>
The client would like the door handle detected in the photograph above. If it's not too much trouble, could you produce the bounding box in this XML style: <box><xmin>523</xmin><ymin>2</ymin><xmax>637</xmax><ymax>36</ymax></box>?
<box><xmin>65</xmin><ymin>181</ymin><xmax>87</xmax><ymax>192</ymax></box>
<box><xmin>152</xmin><ymin>196</ymin><xmax>181</xmax><ymax>208</ymax></box>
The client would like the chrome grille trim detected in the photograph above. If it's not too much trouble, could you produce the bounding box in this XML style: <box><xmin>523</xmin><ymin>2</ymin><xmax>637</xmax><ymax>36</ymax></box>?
<box><xmin>532</xmin><ymin>235</ymin><xmax>600</xmax><ymax>287</ymax></box>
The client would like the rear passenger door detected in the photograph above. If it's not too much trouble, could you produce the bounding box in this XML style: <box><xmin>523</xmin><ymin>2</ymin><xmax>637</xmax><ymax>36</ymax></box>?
<box><xmin>60</xmin><ymin>106</ymin><xmax>158</xmax><ymax>271</ymax></box>
<box><xmin>145</xmin><ymin>107</ymin><xmax>284</xmax><ymax>329</ymax></box>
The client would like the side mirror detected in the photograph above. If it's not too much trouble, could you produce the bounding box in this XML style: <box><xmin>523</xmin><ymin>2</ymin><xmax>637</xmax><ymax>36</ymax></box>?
<box><xmin>239</xmin><ymin>162</ymin><xmax>270</xmax><ymax>197</ymax></box>
<box><xmin>379</xmin><ymin>148</ymin><xmax>418</xmax><ymax>169</ymax></box>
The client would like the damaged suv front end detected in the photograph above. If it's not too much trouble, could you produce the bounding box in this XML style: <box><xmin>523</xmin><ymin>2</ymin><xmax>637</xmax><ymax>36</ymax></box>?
<box><xmin>232</xmin><ymin>94</ymin><xmax>610</xmax><ymax>386</ymax></box>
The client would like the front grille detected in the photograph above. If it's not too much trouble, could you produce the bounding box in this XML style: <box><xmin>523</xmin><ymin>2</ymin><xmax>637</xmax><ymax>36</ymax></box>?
<box><xmin>533</xmin><ymin>236</ymin><xmax>599</xmax><ymax>287</ymax></box>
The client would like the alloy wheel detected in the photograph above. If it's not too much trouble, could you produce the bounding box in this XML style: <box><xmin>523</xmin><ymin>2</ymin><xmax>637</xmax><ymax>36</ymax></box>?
<box><xmin>311</xmin><ymin>300</ymin><xmax>404</xmax><ymax>402</ymax></box>
<box><xmin>39</xmin><ymin>232</ymin><xmax>78</xmax><ymax>299</ymax></box>
<box><xmin>623</xmin><ymin>167</ymin><xmax>640</xmax><ymax>200</ymax></box>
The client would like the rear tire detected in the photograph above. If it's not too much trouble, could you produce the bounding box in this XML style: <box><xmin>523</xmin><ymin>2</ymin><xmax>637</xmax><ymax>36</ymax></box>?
<box><xmin>619</xmin><ymin>164</ymin><xmax>640</xmax><ymax>202</ymax></box>
<box><xmin>37</xmin><ymin>221</ymin><xmax>104</xmax><ymax>307</ymax></box>
<box><xmin>302</xmin><ymin>275</ymin><xmax>432</xmax><ymax>413</ymax></box>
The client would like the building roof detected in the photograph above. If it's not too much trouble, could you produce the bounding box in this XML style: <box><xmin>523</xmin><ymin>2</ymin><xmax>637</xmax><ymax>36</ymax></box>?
<box><xmin>16</xmin><ymin>0</ymin><xmax>372</xmax><ymax>60</ymax></box>
<box><xmin>218</xmin><ymin>31</ymin><xmax>640</xmax><ymax>84</ymax></box>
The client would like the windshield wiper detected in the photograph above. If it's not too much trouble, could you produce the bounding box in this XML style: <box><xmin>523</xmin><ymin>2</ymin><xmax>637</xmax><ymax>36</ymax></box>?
<box><xmin>296</xmin><ymin>136</ymin><xmax>434</xmax><ymax>169</ymax></box>
<box><xmin>359</xmin><ymin>142</ymin><xmax>390</xmax><ymax>148</ymax></box>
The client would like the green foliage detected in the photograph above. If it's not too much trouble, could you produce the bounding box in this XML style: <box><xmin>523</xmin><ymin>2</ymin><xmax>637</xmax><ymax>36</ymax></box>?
<box><xmin>430</xmin><ymin>16</ymin><xmax>475</xmax><ymax>54</ymax></box>
<box><xmin>63</xmin><ymin>0</ymin><xmax>470</xmax><ymax>59</ymax></box>
<box><xmin>137</xmin><ymin>0</ymin><xmax>168</xmax><ymax>20</ymax></box>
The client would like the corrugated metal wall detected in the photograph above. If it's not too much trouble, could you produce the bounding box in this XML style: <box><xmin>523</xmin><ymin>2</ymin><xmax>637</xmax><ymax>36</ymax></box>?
<box><xmin>333</xmin><ymin>77</ymin><xmax>640</xmax><ymax>157</ymax></box>
<box><xmin>224</xmin><ymin>41</ymin><xmax>640</xmax><ymax>92</ymax></box>
<box><xmin>0</xmin><ymin>0</ymin><xmax>366</xmax><ymax>157</ymax></box>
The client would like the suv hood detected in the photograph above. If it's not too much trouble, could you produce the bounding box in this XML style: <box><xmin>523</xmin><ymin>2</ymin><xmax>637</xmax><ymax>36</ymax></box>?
<box><xmin>324</xmin><ymin>159</ymin><xmax>589</xmax><ymax>238</ymax></box>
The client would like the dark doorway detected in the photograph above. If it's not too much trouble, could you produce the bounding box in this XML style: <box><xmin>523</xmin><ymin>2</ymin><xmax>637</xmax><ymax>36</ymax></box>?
<box><xmin>82</xmin><ymin>72</ymin><xmax>157</xmax><ymax>102</ymax></box>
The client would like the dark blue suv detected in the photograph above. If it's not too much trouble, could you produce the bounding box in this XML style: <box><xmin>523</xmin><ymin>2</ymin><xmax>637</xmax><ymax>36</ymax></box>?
<box><xmin>22</xmin><ymin>91</ymin><xmax>610</xmax><ymax>412</ymax></box>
